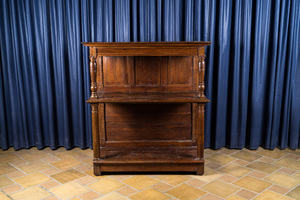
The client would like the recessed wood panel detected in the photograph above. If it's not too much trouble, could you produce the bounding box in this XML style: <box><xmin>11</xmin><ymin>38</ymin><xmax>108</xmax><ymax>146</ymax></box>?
<box><xmin>134</xmin><ymin>57</ymin><xmax>165</xmax><ymax>86</ymax></box>
<box><xmin>103</xmin><ymin>56</ymin><xmax>128</xmax><ymax>86</ymax></box>
<box><xmin>106</xmin><ymin>104</ymin><xmax>191</xmax><ymax>123</ymax></box>
<box><xmin>168</xmin><ymin>56</ymin><xmax>193</xmax><ymax>85</ymax></box>
<box><xmin>106</xmin><ymin>122</ymin><xmax>191</xmax><ymax>141</ymax></box>
<box><xmin>105</xmin><ymin>103</ymin><xmax>192</xmax><ymax>141</ymax></box>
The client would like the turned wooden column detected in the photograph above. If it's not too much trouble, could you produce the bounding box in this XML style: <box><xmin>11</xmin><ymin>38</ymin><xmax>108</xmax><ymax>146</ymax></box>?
<box><xmin>198</xmin><ymin>55</ymin><xmax>206</xmax><ymax>98</ymax></box>
<box><xmin>89</xmin><ymin>55</ymin><xmax>97</xmax><ymax>98</ymax></box>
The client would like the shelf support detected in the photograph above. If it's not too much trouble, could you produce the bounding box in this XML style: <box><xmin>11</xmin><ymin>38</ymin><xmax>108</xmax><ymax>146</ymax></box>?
<box><xmin>89</xmin><ymin>55</ymin><xmax>97</xmax><ymax>98</ymax></box>
<box><xmin>198</xmin><ymin>55</ymin><xmax>206</xmax><ymax>98</ymax></box>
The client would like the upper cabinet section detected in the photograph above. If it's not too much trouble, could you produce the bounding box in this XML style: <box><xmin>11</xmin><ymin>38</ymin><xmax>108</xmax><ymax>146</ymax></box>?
<box><xmin>82</xmin><ymin>42</ymin><xmax>211</xmax><ymax>56</ymax></box>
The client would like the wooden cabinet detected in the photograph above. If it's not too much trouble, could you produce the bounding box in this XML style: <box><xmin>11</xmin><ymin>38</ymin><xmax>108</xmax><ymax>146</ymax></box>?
<box><xmin>82</xmin><ymin>42</ymin><xmax>211</xmax><ymax>175</ymax></box>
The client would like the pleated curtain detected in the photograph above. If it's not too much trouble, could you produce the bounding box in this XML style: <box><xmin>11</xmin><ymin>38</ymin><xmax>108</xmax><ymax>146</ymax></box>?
<box><xmin>0</xmin><ymin>0</ymin><xmax>299</xmax><ymax>150</ymax></box>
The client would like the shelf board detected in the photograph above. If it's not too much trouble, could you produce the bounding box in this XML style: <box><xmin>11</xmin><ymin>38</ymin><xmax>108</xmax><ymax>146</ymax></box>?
<box><xmin>87</xmin><ymin>92</ymin><xmax>209</xmax><ymax>103</ymax></box>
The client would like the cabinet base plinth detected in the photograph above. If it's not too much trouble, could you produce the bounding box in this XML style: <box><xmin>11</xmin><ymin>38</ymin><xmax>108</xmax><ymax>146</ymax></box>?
<box><xmin>93</xmin><ymin>162</ymin><xmax>204</xmax><ymax>176</ymax></box>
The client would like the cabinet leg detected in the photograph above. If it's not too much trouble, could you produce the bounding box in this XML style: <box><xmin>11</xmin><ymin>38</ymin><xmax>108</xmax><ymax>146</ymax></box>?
<box><xmin>94</xmin><ymin>164</ymin><xmax>101</xmax><ymax>176</ymax></box>
<box><xmin>196</xmin><ymin>164</ymin><xmax>204</xmax><ymax>175</ymax></box>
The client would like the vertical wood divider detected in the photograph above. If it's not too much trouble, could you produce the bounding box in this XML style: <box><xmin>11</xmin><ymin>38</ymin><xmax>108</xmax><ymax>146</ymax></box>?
<box><xmin>197</xmin><ymin>103</ymin><xmax>205</xmax><ymax>160</ymax></box>
<box><xmin>91</xmin><ymin>104</ymin><xmax>100</xmax><ymax>159</ymax></box>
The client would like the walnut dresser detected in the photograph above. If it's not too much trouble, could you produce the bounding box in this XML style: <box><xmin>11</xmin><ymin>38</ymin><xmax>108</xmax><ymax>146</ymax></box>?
<box><xmin>82</xmin><ymin>42</ymin><xmax>211</xmax><ymax>175</ymax></box>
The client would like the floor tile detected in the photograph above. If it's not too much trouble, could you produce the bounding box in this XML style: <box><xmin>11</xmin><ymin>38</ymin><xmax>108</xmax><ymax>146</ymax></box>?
<box><xmin>286</xmin><ymin>186</ymin><xmax>300</xmax><ymax>199</ymax></box>
<box><xmin>234</xmin><ymin>176</ymin><xmax>271</xmax><ymax>193</ymax></box>
<box><xmin>51</xmin><ymin>157</ymin><xmax>82</xmax><ymax>170</ymax></box>
<box><xmin>42</xmin><ymin>167</ymin><xmax>61</xmax><ymax>175</ymax></box>
<box><xmin>246</xmin><ymin>161</ymin><xmax>280</xmax><ymax>173</ymax></box>
<box><xmin>248</xmin><ymin>170</ymin><xmax>268</xmax><ymax>179</ymax></box>
<box><xmin>88</xmin><ymin>177</ymin><xmax>125</xmax><ymax>194</ymax></box>
<box><xmin>218</xmin><ymin>164</ymin><xmax>252</xmax><ymax>177</ymax></box>
<box><xmin>278</xmin><ymin>167</ymin><xmax>297</xmax><ymax>175</ymax></box>
<box><xmin>6</xmin><ymin>170</ymin><xmax>25</xmax><ymax>179</ymax></box>
<box><xmin>117</xmin><ymin>186</ymin><xmax>138</xmax><ymax>196</ymax></box>
<box><xmin>201</xmin><ymin>180</ymin><xmax>239</xmax><ymax>198</ymax></box>
<box><xmin>1</xmin><ymin>184</ymin><xmax>22</xmax><ymax>195</ymax></box>
<box><xmin>257</xmin><ymin>148</ymin><xmax>287</xmax><ymax>159</ymax></box>
<box><xmin>201</xmin><ymin>193</ymin><xmax>223</xmax><ymax>200</ymax></box>
<box><xmin>51</xmin><ymin>169</ymin><xmax>85</xmax><ymax>183</ymax></box>
<box><xmin>265</xmin><ymin>172</ymin><xmax>300</xmax><ymax>189</ymax></box>
<box><xmin>258</xmin><ymin>156</ymin><xmax>276</xmax><ymax>163</ymax></box>
<box><xmin>236</xmin><ymin>189</ymin><xmax>257</xmax><ymax>199</ymax></box>
<box><xmin>0</xmin><ymin>191</ymin><xmax>10</xmax><ymax>200</ymax></box>
<box><xmin>232</xmin><ymin>159</ymin><xmax>250</xmax><ymax>166</ymax></box>
<box><xmin>42</xmin><ymin>156</ymin><xmax>60</xmax><ymax>164</ymax></box>
<box><xmin>74</xmin><ymin>163</ymin><xmax>93</xmax><ymax>171</ymax></box>
<box><xmin>191</xmin><ymin>168</ymin><xmax>222</xmax><ymax>182</ymax></box>
<box><xmin>0</xmin><ymin>175</ymin><xmax>14</xmax><ymax>188</ymax></box>
<box><xmin>43</xmin><ymin>196</ymin><xmax>60</xmax><ymax>200</ymax></box>
<box><xmin>152</xmin><ymin>182</ymin><xmax>173</xmax><ymax>192</ymax></box>
<box><xmin>111</xmin><ymin>175</ymin><xmax>132</xmax><ymax>181</ymax></box>
<box><xmin>218</xmin><ymin>175</ymin><xmax>238</xmax><ymax>183</ymax></box>
<box><xmin>18</xmin><ymin>160</ymin><xmax>50</xmax><ymax>174</ymax></box>
<box><xmin>14</xmin><ymin>172</ymin><xmax>51</xmax><ymax>188</ymax></box>
<box><xmin>206</xmin><ymin>153</ymin><xmax>236</xmax><ymax>165</ymax></box>
<box><xmin>77</xmin><ymin>176</ymin><xmax>98</xmax><ymax>185</ymax></box>
<box><xmin>226</xmin><ymin>195</ymin><xmax>246</xmax><ymax>200</ymax></box>
<box><xmin>0</xmin><ymin>163</ymin><xmax>17</xmax><ymax>175</ymax></box>
<box><xmin>98</xmin><ymin>192</ymin><xmax>127</xmax><ymax>200</ymax></box>
<box><xmin>122</xmin><ymin>175</ymin><xmax>160</xmax><ymax>190</ymax></box>
<box><xmin>253</xmin><ymin>190</ymin><xmax>293</xmax><ymax>200</ymax></box>
<box><xmin>10</xmin><ymin>186</ymin><xmax>51</xmax><ymax>200</ymax></box>
<box><xmin>155</xmin><ymin>175</ymin><xmax>192</xmax><ymax>186</ymax></box>
<box><xmin>185</xmin><ymin>178</ymin><xmax>206</xmax><ymax>187</ymax></box>
<box><xmin>268</xmin><ymin>185</ymin><xmax>290</xmax><ymax>194</ymax></box>
<box><xmin>166</xmin><ymin>183</ymin><xmax>206</xmax><ymax>199</ymax></box>
<box><xmin>206</xmin><ymin>162</ymin><xmax>222</xmax><ymax>170</ymax></box>
<box><xmin>231</xmin><ymin>151</ymin><xmax>262</xmax><ymax>162</ymax></box>
<box><xmin>0</xmin><ymin>153</ymin><xmax>19</xmax><ymax>165</ymax></box>
<box><xmin>19</xmin><ymin>151</ymin><xmax>51</xmax><ymax>162</ymax></box>
<box><xmin>40</xmin><ymin>180</ymin><xmax>61</xmax><ymax>190</ymax></box>
<box><xmin>79</xmin><ymin>191</ymin><xmax>101</xmax><ymax>200</ymax></box>
<box><xmin>84</xmin><ymin>169</ymin><xmax>106</xmax><ymax>179</ymax></box>
<box><xmin>274</xmin><ymin>158</ymin><xmax>300</xmax><ymax>171</ymax></box>
<box><xmin>9</xmin><ymin>158</ymin><xmax>28</xmax><ymax>167</ymax></box>
<box><xmin>130</xmin><ymin>188</ymin><xmax>170</xmax><ymax>200</ymax></box>
<box><xmin>50</xmin><ymin>182</ymin><xmax>90</xmax><ymax>200</ymax></box>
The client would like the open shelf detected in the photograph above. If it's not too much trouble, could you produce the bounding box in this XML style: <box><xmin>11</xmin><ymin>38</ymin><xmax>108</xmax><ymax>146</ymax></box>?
<box><xmin>87</xmin><ymin>92</ymin><xmax>209</xmax><ymax>103</ymax></box>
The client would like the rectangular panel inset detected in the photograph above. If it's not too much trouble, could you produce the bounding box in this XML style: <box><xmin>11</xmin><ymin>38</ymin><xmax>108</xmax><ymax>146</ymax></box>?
<box><xmin>135</xmin><ymin>57</ymin><xmax>165</xmax><ymax>86</ymax></box>
<box><xmin>168</xmin><ymin>56</ymin><xmax>193</xmax><ymax>85</ymax></box>
<box><xmin>103</xmin><ymin>56</ymin><xmax>128</xmax><ymax>86</ymax></box>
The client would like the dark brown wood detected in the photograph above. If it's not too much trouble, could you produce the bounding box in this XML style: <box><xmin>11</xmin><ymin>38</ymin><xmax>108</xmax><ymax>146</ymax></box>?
<box><xmin>89</xmin><ymin>56</ymin><xmax>97</xmax><ymax>98</ymax></box>
<box><xmin>91</xmin><ymin>104</ymin><xmax>99</xmax><ymax>159</ymax></box>
<box><xmin>83</xmin><ymin>41</ymin><xmax>211</xmax><ymax>175</ymax></box>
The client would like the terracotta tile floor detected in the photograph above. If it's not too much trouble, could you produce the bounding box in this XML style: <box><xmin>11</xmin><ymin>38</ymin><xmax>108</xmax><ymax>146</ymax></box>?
<box><xmin>0</xmin><ymin>147</ymin><xmax>299</xmax><ymax>200</ymax></box>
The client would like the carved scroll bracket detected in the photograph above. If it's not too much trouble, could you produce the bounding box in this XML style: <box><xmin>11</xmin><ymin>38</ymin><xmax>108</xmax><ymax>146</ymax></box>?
<box><xmin>198</xmin><ymin>55</ymin><xmax>206</xmax><ymax>98</ymax></box>
<box><xmin>89</xmin><ymin>55</ymin><xmax>97</xmax><ymax>98</ymax></box>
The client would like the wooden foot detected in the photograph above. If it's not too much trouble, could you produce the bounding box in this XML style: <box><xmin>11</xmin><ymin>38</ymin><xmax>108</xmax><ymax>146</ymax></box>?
<box><xmin>94</xmin><ymin>164</ymin><xmax>102</xmax><ymax>176</ymax></box>
<box><xmin>196</xmin><ymin>164</ymin><xmax>204</xmax><ymax>175</ymax></box>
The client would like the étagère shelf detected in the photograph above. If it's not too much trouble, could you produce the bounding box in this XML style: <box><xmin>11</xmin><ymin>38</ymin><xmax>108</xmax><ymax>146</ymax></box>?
<box><xmin>82</xmin><ymin>42</ymin><xmax>211</xmax><ymax>175</ymax></box>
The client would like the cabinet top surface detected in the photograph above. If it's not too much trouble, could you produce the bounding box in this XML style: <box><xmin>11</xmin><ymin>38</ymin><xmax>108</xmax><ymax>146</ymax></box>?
<box><xmin>82</xmin><ymin>41</ymin><xmax>211</xmax><ymax>48</ymax></box>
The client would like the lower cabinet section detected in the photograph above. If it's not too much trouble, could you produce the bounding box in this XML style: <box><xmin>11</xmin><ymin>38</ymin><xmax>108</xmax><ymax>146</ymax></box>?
<box><xmin>91</xmin><ymin>103</ymin><xmax>205</xmax><ymax>175</ymax></box>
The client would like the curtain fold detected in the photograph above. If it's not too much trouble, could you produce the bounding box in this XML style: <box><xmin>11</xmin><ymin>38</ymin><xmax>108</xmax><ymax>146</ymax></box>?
<box><xmin>0</xmin><ymin>0</ymin><xmax>299</xmax><ymax>150</ymax></box>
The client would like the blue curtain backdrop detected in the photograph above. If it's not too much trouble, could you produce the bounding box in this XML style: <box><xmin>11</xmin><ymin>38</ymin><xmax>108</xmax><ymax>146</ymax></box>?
<box><xmin>0</xmin><ymin>0</ymin><xmax>299</xmax><ymax>150</ymax></box>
